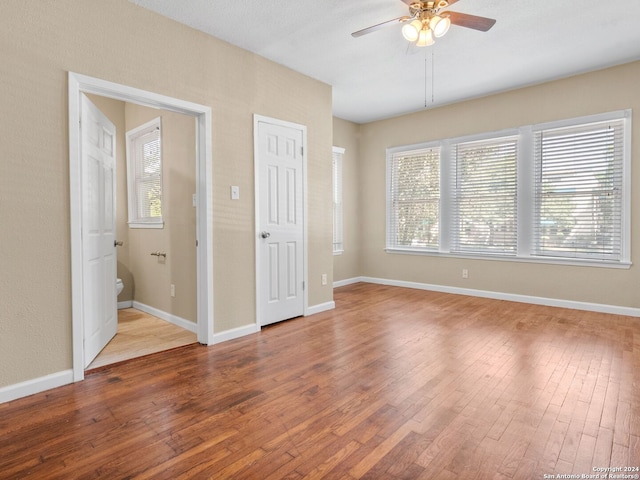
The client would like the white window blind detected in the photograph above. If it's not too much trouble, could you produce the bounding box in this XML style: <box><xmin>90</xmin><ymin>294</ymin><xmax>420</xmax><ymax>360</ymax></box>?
<box><xmin>332</xmin><ymin>147</ymin><xmax>344</xmax><ymax>254</ymax></box>
<box><xmin>452</xmin><ymin>136</ymin><xmax>518</xmax><ymax>255</ymax></box>
<box><xmin>533</xmin><ymin>119</ymin><xmax>625</xmax><ymax>260</ymax></box>
<box><xmin>388</xmin><ymin>147</ymin><xmax>440</xmax><ymax>249</ymax></box>
<box><xmin>126</xmin><ymin>117</ymin><xmax>163</xmax><ymax>228</ymax></box>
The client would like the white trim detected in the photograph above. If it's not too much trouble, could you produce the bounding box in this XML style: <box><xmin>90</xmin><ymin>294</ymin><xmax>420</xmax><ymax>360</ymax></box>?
<box><xmin>0</xmin><ymin>370</ymin><xmax>74</xmax><ymax>405</ymax></box>
<box><xmin>132</xmin><ymin>301</ymin><xmax>198</xmax><ymax>333</ymax></box>
<box><xmin>213</xmin><ymin>323</ymin><xmax>260</xmax><ymax>344</ymax></box>
<box><xmin>253</xmin><ymin>114</ymin><xmax>309</xmax><ymax>328</ymax></box>
<box><xmin>355</xmin><ymin>277</ymin><xmax>640</xmax><ymax>318</ymax></box>
<box><xmin>333</xmin><ymin>277</ymin><xmax>363</xmax><ymax>288</ymax></box>
<box><xmin>118</xmin><ymin>300</ymin><xmax>133</xmax><ymax>310</ymax></box>
<box><xmin>306</xmin><ymin>301</ymin><xmax>336</xmax><ymax>316</ymax></box>
<box><xmin>69</xmin><ymin>72</ymin><xmax>214</xmax><ymax>386</ymax></box>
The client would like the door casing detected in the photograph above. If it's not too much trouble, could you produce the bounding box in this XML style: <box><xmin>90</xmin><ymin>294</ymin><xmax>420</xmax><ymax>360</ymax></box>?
<box><xmin>253</xmin><ymin>114</ymin><xmax>309</xmax><ymax>328</ymax></box>
<box><xmin>69</xmin><ymin>72</ymin><xmax>214</xmax><ymax>382</ymax></box>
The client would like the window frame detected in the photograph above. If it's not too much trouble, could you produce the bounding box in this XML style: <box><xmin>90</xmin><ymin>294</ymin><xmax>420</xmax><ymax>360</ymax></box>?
<box><xmin>386</xmin><ymin>110</ymin><xmax>631</xmax><ymax>268</ymax></box>
<box><xmin>387</xmin><ymin>142</ymin><xmax>442</xmax><ymax>252</ymax></box>
<box><xmin>125</xmin><ymin>117</ymin><xmax>164</xmax><ymax>229</ymax></box>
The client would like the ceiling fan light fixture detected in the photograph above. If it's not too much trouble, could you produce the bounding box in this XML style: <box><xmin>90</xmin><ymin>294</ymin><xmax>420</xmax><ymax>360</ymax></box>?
<box><xmin>430</xmin><ymin>15</ymin><xmax>451</xmax><ymax>38</ymax></box>
<box><xmin>416</xmin><ymin>27</ymin><xmax>435</xmax><ymax>47</ymax></box>
<box><xmin>401</xmin><ymin>19</ymin><xmax>423</xmax><ymax>42</ymax></box>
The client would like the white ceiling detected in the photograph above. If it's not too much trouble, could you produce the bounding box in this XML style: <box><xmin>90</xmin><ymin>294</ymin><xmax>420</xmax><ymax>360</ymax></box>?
<box><xmin>130</xmin><ymin>0</ymin><xmax>640</xmax><ymax>124</ymax></box>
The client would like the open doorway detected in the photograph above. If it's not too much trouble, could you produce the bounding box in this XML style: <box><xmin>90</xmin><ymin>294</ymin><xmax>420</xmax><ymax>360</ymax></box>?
<box><xmin>69</xmin><ymin>73</ymin><xmax>214</xmax><ymax>382</ymax></box>
<box><xmin>82</xmin><ymin>94</ymin><xmax>198</xmax><ymax>370</ymax></box>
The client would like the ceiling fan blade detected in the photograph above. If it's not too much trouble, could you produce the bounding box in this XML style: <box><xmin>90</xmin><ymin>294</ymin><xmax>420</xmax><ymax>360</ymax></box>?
<box><xmin>447</xmin><ymin>11</ymin><xmax>496</xmax><ymax>31</ymax></box>
<box><xmin>352</xmin><ymin>16</ymin><xmax>410</xmax><ymax>37</ymax></box>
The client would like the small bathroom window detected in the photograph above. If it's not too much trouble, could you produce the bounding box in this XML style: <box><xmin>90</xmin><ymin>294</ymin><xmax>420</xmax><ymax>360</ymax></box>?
<box><xmin>126</xmin><ymin>117</ymin><xmax>163</xmax><ymax>228</ymax></box>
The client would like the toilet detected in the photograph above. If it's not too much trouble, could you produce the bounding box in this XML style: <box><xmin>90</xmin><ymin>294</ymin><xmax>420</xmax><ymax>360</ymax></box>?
<box><xmin>116</xmin><ymin>278</ymin><xmax>124</xmax><ymax>296</ymax></box>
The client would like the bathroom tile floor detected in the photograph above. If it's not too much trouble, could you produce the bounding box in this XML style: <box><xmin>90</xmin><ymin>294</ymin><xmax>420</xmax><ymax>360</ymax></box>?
<box><xmin>86</xmin><ymin>308</ymin><xmax>197</xmax><ymax>370</ymax></box>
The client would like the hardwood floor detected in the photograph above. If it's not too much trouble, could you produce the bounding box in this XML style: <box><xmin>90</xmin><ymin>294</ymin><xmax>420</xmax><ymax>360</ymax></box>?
<box><xmin>87</xmin><ymin>308</ymin><xmax>198</xmax><ymax>370</ymax></box>
<box><xmin>1</xmin><ymin>283</ymin><xmax>638</xmax><ymax>479</ymax></box>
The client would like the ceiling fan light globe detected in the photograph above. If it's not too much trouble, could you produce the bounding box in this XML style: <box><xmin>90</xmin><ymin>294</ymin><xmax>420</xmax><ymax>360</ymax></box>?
<box><xmin>430</xmin><ymin>15</ymin><xmax>451</xmax><ymax>38</ymax></box>
<box><xmin>416</xmin><ymin>28</ymin><xmax>435</xmax><ymax>47</ymax></box>
<box><xmin>402</xmin><ymin>19</ymin><xmax>423</xmax><ymax>42</ymax></box>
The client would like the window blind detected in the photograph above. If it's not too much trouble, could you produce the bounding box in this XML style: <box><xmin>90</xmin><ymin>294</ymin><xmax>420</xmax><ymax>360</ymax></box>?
<box><xmin>452</xmin><ymin>136</ymin><xmax>518</xmax><ymax>255</ymax></box>
<box><xmin>388</xmin><ymin>147</ymin><xmax>440</xmax><ymax>249</ymax></box>
<box><xmin>137</xmin><ymin>133</ymin><xmax>162</xmax><ymax>219</ymax></box>
<box><xmin>332</xmin><ymin>147</ymin><xmax>344</xmax><ymax>253</ymax></box>
<box><xmin>533</xmin><ymin>119</ymin><xmax>624</xmax><ymax>260</ymax></box>
<box><xmin>126</xmin><ymin>117</ymin><xmax>163</xmax><ymax>227</ymax></box>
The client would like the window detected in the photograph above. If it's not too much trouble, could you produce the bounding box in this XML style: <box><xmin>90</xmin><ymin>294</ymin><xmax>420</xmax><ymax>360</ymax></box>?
<box><xmin>388</xmin><ymin>146</ymin><xmax>440</xmax><ymax>250</ymax></box>
<box><xmin>452</xmin><ymin>136</ymin><xmax>518</xmax><ymax>255</ymax></box>
<box><xmin>386</xmin><ymin>110</ymin><xmax>630</xmax><ymax>267</ymax></box>
<box><xmin>332</xmin><ymin>147</ymin><xmax>345</xmax><ymax>254</ymax></box>
<box><xmin>126</xmin><ymin>117</ymin><xmax>163</xmax><ymax>228</ymax></box>
<box><xmin>533</xmin><ymin>119</ymin><xmax>626</xmax><ymax>261</ymax></box>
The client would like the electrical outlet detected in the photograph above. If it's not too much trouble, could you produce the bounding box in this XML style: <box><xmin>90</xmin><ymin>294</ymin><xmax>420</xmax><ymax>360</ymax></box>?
<box><xmin>170</xmin><ymin>284</ymin><xmax>176</xmax><ymax>297</ymax></box>
<box><xmin>462</xmin><ymin>269</ymin><xmax>469</xmax><ymax>279</ymax></box>
<box><xmin>321</xmin><ymin>274</ymin><xmax>328</xmax><ymax>286</ymax></box>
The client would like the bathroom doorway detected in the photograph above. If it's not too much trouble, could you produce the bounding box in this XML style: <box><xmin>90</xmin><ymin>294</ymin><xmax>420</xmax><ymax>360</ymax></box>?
<box><xmin>82</xmin><ymin>94</ymin><xmax>199</xmax><ymax>370</ymax></box>
<box><xmin>69</xmin><ymin>73</ymin><xmax>214</xmax><ymax>382</ymax></box>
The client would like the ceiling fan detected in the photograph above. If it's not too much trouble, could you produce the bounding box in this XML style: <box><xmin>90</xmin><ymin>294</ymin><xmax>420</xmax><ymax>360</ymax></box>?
<box><xmin>352</xmin><ymin>0</ymin><xmax>496</xmax><ymax>46</ymax></box>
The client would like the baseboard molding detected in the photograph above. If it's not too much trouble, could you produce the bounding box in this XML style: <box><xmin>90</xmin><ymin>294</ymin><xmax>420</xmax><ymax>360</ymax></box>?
<box><xmin>0</xmin><ymin>370</ymin><xmax>74</xmax><ymax>405</ymax></box>
<box><xmin>353</xmin><ymin>276</ymin><xmax>640</xmax><ymax>318</ymax></box>
<box><xmin>333</xmin><ymin>277</ymin><xmax>363</xmax><ymax>288</ymax></box>
<box><xmin>306</xmin><ymin>301</ymin><xmax>336</xmax><ymax>316</ymax></box>
<box><xmin>132</xmin><ymin>301</ymin><xmax>198</xmax><ymax>333</ymax></box>
<box><xmin>118</xmin><ymin>300</ymin><xmax>133</xmax><ymax>310</ymax></box>
<box><xmin>213</xmin><ymin>323</ymin><xmax>260</xmax><ymax>344</ymax></box>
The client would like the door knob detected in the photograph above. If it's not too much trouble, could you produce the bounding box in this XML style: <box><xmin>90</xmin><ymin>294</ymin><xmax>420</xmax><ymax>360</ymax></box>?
<box><xmin>114</xmin><ymin>240</ymin><xmax>123</xmax><ymax>247</ymax></box>
<box><xmin>260</xmin><ymin>231</ymin><xmax>271</xmax><ymax>239</ymax></box>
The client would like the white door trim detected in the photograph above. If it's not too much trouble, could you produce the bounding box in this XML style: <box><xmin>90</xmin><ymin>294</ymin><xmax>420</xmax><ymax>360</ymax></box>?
<box><xmin>253</xmin><ymin>114</ymin><xmax>309</xmax><ymax>328</ymax></box>
<box><xmin>69</xmin><ymin>72</ymin><xmax>214</xmax><ymax>382</ymax></box>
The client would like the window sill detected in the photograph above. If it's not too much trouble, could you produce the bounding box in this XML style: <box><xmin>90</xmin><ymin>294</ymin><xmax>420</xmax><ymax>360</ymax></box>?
<box><xmin>385</xmin><ymin>247</ymin><xmax>632</xmax><ymax>270</ymax></box>
<box><xmin>333</xmin><ymin>250</ymin><xmax>344</xmax><ymax>256</ymax></box>
<box><xmin>128</xmin><ymin>222</ymin><xmax>164</xmax><ymax>229</ymax></box>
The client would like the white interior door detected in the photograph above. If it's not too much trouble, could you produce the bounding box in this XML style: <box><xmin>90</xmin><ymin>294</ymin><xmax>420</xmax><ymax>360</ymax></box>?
<box><xmin>81</xmin><ymin>94</ymin><xmax>118</xmax><ymax>367</ymax></box>
<box><xmin>256</xmin><ymin>119</ymin><xmax>305</xmax><ymax>326</ymax></box>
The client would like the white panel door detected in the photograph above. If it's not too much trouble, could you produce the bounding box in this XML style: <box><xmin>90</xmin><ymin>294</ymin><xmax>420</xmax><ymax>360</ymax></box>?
<box><xmin>81</xmin><ymin>94</ymin><xmax>117</xmax><ymax>367</ymax></box>
<box><xmin>257</xmin><ymin>120</ymin><xmax>305</xmax><ymax>326</ymax></box>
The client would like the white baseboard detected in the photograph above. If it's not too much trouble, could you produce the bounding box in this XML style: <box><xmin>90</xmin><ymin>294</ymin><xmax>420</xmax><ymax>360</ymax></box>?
<box><xmin>132</xmin><ymin>301</ymin><xmax>198</xmax><ymax>333</ymax></box>
<box><xmin>213</xmin><ymin>323</ymin><xmax>260</xmax><ymax>344</ymax></box>
<box><xmin>306</xmin><ymin>301</ymin><xmax>336</xmax><ymax>316</ymax></box>
<box><xmin>333</xmin><ymin>277</ymin><xmax>364</xmax><ymax>288</ymax></box>
<box><xmin>118</xmin><ymin>300</ymin><xmax>133</xmax><ymax>310</ymax></box>
<box><xmin>0</xmin><ymin>370</ymin><xmax>74</xmax><ymax>405</ymax></box>
<box><xmin>353</xmin><ymin>276</ymin><xmax>640</xmax><ymax>318</ymax></box>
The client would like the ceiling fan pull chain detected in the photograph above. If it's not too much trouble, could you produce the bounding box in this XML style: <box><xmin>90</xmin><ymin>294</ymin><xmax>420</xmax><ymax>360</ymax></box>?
<box><xmin>424</xmin><ymin>47</ymin><xmax>428</xmax><ymax>108</ymax></box>
<box><xmin>432</xmin><ymin>49</ymin><xmax>435</xmax><ymax>104</ymax></box>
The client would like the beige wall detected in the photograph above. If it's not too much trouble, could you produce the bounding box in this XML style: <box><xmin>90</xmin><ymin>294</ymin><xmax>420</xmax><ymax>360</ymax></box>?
<box><xmin>355</xmin><ymin>62</ymin><xmax>640</xmax><ymax>308</ymax></box>
<box><xmin>125</xmin><ymin>103</ymin><xmax>197</xmax><ymax>323</ymax></box>
<box><xmin>0</xmin><ymin>0</ymin><xmax>333</xmax><ymax>389</ymax></box>
<box><xmin>332</xmin><ymin>117</ymin><xmax>362</xmax><ymax>282</ymax></box>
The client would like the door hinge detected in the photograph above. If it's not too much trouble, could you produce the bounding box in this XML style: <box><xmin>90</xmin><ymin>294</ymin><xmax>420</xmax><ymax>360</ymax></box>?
<box><xmin>196</xmin><ymin>239</ymin><xmax>198</xmax><ymax>247</ymax></box>
<box><xmin>300</xmin><ymin>146</ymin><xmax>304</xmax><ymax>156</ymax></box>
<box><xmin>302</xmin><ymin>281</ymin><xmax>305</xmax><ymax>291</ymax></box>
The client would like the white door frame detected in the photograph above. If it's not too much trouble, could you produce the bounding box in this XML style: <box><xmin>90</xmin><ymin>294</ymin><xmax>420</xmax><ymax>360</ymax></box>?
<box><xmin>253</xmin><ymin>114</ymin><xmax>309</xmax><ymax>328</ymax></box>
<box><xmin>69</xmin><ymin>72</ymin><xmax>214</xmax><ymax>382</ymax></box>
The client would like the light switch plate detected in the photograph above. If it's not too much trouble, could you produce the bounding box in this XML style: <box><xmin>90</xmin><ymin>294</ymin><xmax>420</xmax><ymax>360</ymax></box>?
<box><xmin>231</xmin><ymin>186</ymin><xmax>240</xmax><ymax>200</ymax></box>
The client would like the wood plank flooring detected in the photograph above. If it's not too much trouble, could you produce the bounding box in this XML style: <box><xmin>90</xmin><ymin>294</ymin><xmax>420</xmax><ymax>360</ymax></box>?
<box><xmin>87</xmin><ymin>308</ymin><xmax>197</xmax><ymax>370</ymax></box>
<box><xmin>1</xmin><ymin>283</ymin><xmax>638</xmax><ymax>479</ymax></box>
